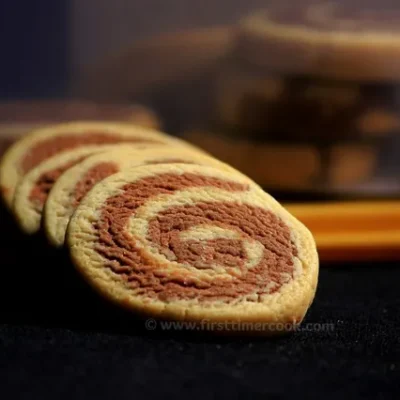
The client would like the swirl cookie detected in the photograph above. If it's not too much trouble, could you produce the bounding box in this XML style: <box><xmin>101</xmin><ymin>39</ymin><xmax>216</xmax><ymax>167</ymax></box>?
<box><xmin>0</xmin><ymin>121</ymin><xmax>184</xmax><ymax>209</ymax></box>
<box><xmin>12</xmin><ymin>141</ymin><xmax>195</xmax><ymax>235</ymax></box>
<box><xmin>44</xmin><ymin>147</ymin><xmax>239</xmax><ymax>247</ymax></box>
<box><xmin>67</xmin><ymin>164</ymin><xmax>318</xmax><ymax>333</ymax></box>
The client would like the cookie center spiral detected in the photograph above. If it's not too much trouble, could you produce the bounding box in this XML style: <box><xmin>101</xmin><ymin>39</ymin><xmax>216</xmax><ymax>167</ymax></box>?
<box><xmin>94</xmin><ymin>173</ymin><xmax>298</xmax><ymax>303</ymax></box>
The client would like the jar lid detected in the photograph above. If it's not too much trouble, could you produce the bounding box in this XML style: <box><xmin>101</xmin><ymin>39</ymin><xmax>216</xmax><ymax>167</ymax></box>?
<box><xmin>236</xmin><ymin>1</ymin><xmax>400</xmax><ymax>82</ymax></box>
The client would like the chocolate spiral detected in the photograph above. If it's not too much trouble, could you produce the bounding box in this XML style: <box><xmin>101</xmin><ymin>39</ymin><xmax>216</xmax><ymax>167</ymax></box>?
<box><xmin>29</xmin><ymin>156</ymin><xmax>89</xmax><ymax>208</ymax></box>
<box><xmin>80</xmin><ymin>168</ymin><xmax>299</xmax><ymax>304</ymax></box>
<box><xmin>21</xmin><ymin>133</ymin><xmax>162</xmax><ymax>174</ymax></box>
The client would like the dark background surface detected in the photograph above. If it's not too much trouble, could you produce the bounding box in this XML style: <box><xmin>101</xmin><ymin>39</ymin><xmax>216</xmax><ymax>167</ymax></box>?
<box><xmin>1</xmin><ymin>200</ymin><xmax>400</xmax><ymax>399</ymax></box>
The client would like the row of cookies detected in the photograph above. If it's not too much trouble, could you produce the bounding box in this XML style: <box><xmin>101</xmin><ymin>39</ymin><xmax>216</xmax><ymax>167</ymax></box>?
<box><xmin>0</xmin><ymin>121</ymin><xmax>318</xmax><ymax>334</ymax></box>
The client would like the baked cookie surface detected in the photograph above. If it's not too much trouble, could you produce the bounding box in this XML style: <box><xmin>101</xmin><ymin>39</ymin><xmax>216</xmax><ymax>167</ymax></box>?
<box><xmin>12</xmin><ymin>143</ymin><xmax>181</xmax><ymax>235</ymax></box>
<box><xmin>44</xmin><ymin>147</ymin><xmax>240</xmax><ymax>247</ymax></box>
<box><xmin>67</xmin><ymin>164</ymin><xmax>318</xmax><ymax>333</ymax></box>
<box><xmin>0</xmin><ymin>121</ymin><xmax>184</xmax><ymax>209</ymax></box>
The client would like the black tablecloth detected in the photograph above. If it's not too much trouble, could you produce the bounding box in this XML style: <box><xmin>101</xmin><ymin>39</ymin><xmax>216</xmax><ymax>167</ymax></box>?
<box><xmin>1</xmin><ymin>204</ymin><xmax>399</xmax><ymax>400</ymax></box>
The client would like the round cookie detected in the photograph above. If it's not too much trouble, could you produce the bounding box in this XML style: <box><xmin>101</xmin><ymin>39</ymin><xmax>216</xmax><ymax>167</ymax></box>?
<box><xmin>12</xmin><ymin>143</ymin><xmax>172</xmax><ymax>234</ymax></box>
<box><xmin>0</xmin><ymin>121</ymin><xmax>191</xmax><ymax>209</ymax></box>
<box><xmin>44</xmin><ymin>147</ymin><xmax>241</xmax><ymax>247</ymax></box>
<box><xmin>67</xmin><ymin>163</ymin><xmax>318</xmax><ymax>334</ymax></box>
<box><xmin>237</xmin><ymin>2</ymin><xmax>400</xmax><ymax>81</ymax></box>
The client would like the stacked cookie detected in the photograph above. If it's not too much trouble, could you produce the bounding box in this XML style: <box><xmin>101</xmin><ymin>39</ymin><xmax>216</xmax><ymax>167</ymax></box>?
<box><xmin>0</xmin><ymin>121</ymin><xmax>318</xmax><ymax>334</ymax></box>
<box><xmin>184</xmin><ymin>2</ymin><xmax>400</xmax><ymax>191</ymax></box>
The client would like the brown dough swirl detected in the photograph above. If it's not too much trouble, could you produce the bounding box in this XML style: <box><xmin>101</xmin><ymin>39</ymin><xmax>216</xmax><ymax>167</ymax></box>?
<box><xmin>70</xmin><ymin>166</ymin><xmax>299</xmax><ymax>304</ymax></box>
<box><xmin>21</xmin><ymin>133</ymin><xmax>161</xmax><ymax>174</ymax></box>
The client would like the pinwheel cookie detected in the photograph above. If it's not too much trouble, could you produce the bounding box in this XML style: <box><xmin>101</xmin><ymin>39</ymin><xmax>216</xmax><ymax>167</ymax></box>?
<box><xmin>0</xmin><ymin>121</ymin><xmax>189</xmax><ymax>208</ymax></box>
<box><xmin>44</xmin><ymin>147</ymin><xmax>239</xmax><ymax>247</ymax></box>
<box><xmin>12</xmin><ymin>140</ymin><xmax>197</xmax><ymax>235</ymax></box>
<box><xmin>67</xmin><ymin>164</ymin><xmax>318</xmax><ymax>333</ymax></box>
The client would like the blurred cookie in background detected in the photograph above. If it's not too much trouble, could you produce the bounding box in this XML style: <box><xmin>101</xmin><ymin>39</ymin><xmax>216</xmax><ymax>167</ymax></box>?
<box><xmin>201</xmin><ymin>2</ymin><xmax>400</xmax><ymax>197</ymax></box>
<box><xmin>71</xmin><ymin>3</ymin><xmax>400</xmax><ymax>198</ymax></box>
<box><xmin>212</xmin><ymin>1</ymin><xmax>400</xmax><ymax>142</ymax></box>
